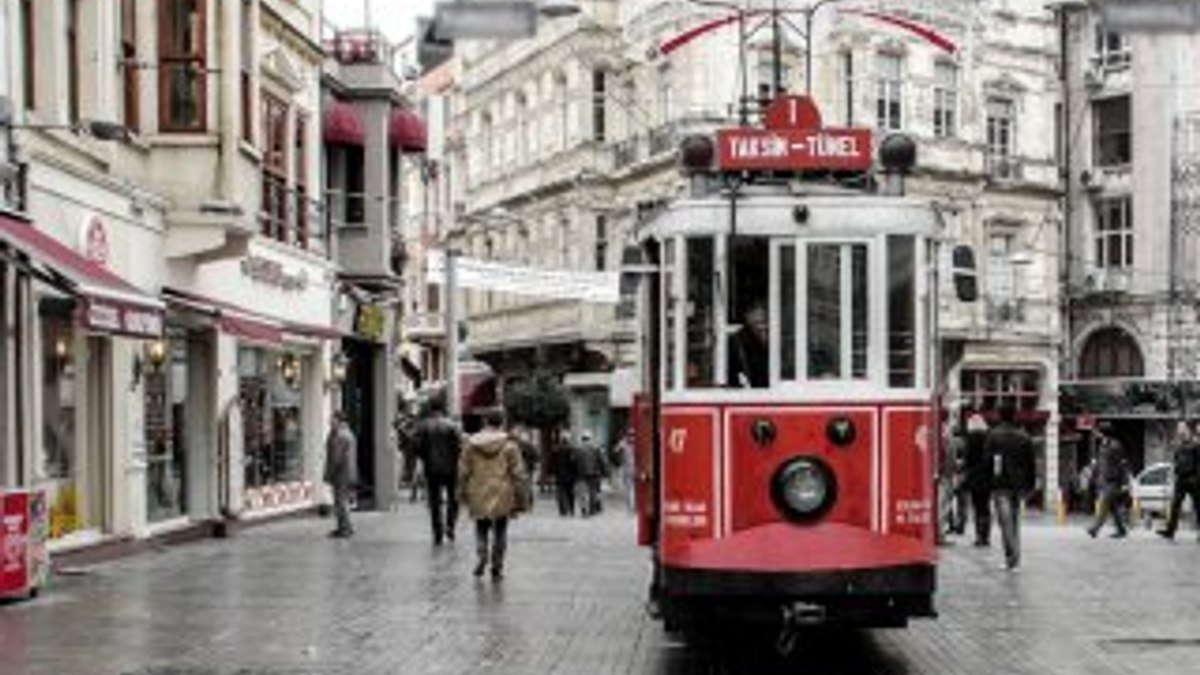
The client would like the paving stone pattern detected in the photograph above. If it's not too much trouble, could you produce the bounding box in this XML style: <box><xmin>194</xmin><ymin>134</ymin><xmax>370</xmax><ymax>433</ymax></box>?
<box><xmin>1</xmin><ymin>499</ymin><xmax>1199</xmax><ymax>675</ymax></box>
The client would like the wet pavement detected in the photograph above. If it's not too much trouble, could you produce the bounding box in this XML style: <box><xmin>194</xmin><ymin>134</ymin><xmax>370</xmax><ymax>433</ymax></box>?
<box><xmin>2</xmin><ymin>496</ymin><xmax>1199</xmax><ymax>675</ymax></box>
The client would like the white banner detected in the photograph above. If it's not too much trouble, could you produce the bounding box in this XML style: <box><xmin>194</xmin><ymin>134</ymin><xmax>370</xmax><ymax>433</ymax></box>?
<box><xmin>427</xmin><ymin>249</ymin><xmax>621</xmax><ymax>304</ymax></box>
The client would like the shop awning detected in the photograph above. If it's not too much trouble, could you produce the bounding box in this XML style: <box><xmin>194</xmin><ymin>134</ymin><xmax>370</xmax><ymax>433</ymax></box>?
<box><xmin>163</xmin><ymin>288</ymin><xmax>341</xmax><ymax>346</ymax></box>
<box><xmin>389</xmin><ymin>107</ymin><xmax>427</xmax><ymax>153</ymax></box>
<box><xmin>323</xmin><ymin>99</ymin><xmax>365</xmax><ymax>146</ymax></box>
<box><xmin>164</xmin><ymin>288</ymin><xmax>282</xmax><ymax>345</ymax></box>
<box><xmin>0</xmin><ymin>213</ymin><xmax>163</xmax><ymax>338</ymax></box>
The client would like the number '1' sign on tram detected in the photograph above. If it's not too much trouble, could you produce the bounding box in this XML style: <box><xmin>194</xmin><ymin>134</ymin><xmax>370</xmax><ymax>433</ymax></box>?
<box><xmin>716</xmin><ymin>95</ymin><xmax>873</xmax><ymax>172</ymax></box>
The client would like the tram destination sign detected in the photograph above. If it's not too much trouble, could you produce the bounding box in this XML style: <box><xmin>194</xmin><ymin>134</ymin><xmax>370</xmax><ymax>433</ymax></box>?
<box><xmin>717</xmin><ymin>128</ymin><xmax>873</xmax><ymax>171</ymax></box>
<box><xmin>716</xmin><ymin>94</ymin><xmax>873</xmax><ymax>172</ymax></box>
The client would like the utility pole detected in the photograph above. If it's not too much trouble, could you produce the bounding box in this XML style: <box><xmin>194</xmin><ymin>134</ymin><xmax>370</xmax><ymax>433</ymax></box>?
<box><xmin>445</xmin><ymin>248</ymin><xmax>461</xmax><ymax>420</ymax></box>
<box><xmin>772</xmin><ymin>0</ymin><xmax>784</xmax><ymax>97</ymax></box>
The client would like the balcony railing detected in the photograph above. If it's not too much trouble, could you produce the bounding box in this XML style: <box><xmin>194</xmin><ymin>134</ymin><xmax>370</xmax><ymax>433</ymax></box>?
<box><xmin>612</xmin><ymin>138</ymin><xmax>639</xmax><ymax>170</ymax></box>
<box><xmin>325</xmin><ymin>29</ymin><xmax>398</xmax><ymax>68</ymax></box>
<box><xmin>648</xmin><ymin>123</ymin><xmax>677</xmax><ymax>157</ymax></box>
<box><xmin>985</xmin><ymin>153</ymin><xmax>1023</xmax><ymax>181</ymax></box>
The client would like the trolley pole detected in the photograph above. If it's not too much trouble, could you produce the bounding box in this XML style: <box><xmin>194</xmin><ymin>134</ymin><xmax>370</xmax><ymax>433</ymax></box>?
<box><xmin>445</xmin><ymin>248</ymin><xmax>461</xmax><ymax>421</ymax></box>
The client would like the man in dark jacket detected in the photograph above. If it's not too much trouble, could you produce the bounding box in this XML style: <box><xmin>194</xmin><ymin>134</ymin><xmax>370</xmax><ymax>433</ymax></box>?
<box><xmin>985</xmin><ymin>402</ymin><xmax>1036</xmax><ymax>569</ymax></box>
<box><xmin>553</xmin><ymin>430</ymin><xmax>579</xmax><ymax>517</ymax></box>
<box><xmin>1087</xmin><ymin>428</ymin><xmax>1131</xmax><ymax>539</ymax></box>
<box><xmin>575</xmin><ymin>431</ymin><xmax>607</xmax><ymax>516</ymax></box>
<box><xmin>415</xmin><ymin>396</ymin><xmax>463</xmax><ymax>545</ymax></box>
<box><xmin>324</xmin><ymin>412</ymin><xmax>358</xmax><ymax>538</ymax></box>
<box><xmin>963</xmin><ymin>412</ymin><xmax>993</xmax><ymax>547</ymax></box>
<box><xmin>1158</xmin><ymin>420</ymin><xmax>1200</xmax><ymax>541</ymax></box>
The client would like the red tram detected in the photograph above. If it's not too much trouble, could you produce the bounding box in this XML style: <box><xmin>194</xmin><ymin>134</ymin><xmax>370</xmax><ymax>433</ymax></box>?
<box><xmin>627</xmin><ymin>96</ymin><xmax>978</xmax><ymax>633</ymax></box>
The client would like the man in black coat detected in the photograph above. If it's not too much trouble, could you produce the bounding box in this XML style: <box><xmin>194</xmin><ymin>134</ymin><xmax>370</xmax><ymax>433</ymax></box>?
<box><xmin>963</xmin><ymin>412</ymin><xmax>993</xmax><ymax>547</ymax></box>
<box><xmin>415</xmin><ymin>396</ymin><xmax>464</xmax><ymax>545</ymax></box>
<box><xmin>1087</xmin><ymin>428</ymin><xmax>1131</xmax><ymax>539</ymax></box>
<box><xmin>1158</xmin><ymin>420</ymin><xmax>1200</xmax><ymax>541</ymax></box>
<box><xmin>985</xmin><ymin>402</ymin><xmax>1036</xmax><ymax>569</ymax></box>
<box><xmin>553</xmin><ymin>430</ymin><xmax>579</xmax><ymax>517</ymax></box>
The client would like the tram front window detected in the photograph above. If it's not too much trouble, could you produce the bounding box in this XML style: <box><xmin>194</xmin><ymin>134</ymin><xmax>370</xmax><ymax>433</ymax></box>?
<box><xmin>806</xmin><ymin>243</ymin><xmax>869</xmax><ymax>380</ymax></box>
<box><xmin>727</xmin><ymin>238</ymin><xmax>770</xmax><ymax>388</ymax></box>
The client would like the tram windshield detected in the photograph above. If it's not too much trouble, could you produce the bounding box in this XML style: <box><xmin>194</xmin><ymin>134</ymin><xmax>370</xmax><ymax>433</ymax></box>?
<box><xmin>661</xmin><ymin>233</ymin><xmax>925</xmax><ymax>393</ymax></box>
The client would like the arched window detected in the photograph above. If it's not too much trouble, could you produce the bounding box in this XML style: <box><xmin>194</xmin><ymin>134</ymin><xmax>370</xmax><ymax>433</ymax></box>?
<box><xmin>1079</xmin><ymin>326</ymin><xmax>1144</xmax><ymax>378</ymax></box>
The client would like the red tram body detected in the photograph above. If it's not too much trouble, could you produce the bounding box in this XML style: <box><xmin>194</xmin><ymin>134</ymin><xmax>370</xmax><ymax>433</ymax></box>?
<box><xmin>627</xmin><ymin>100</ymin><xmax>964</xmax><ymax>630</ymax></box>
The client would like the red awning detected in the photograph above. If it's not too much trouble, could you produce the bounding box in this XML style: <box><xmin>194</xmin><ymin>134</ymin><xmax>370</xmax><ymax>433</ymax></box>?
<box><xmin>389</xmin><ymin>107</ymin><xmax>427</xmax><ymax>153</ymax></box>
<box><xmin>0</xmin><ymin>213</ymin><xmax>163</xmax><ymax>338</ymax></box>
<box><xmin>324</xmin><ymin>99</ymin><xmax>365</xmax><ymax>146</ymax></box>
<box><xmin>163</xmin><ymin>288</ymin><xmax>342</xmax><ymax>346</ymax></box>
<box><xmin>164</xmin><ymin>288</ymin><xmax>282</xmax><ymax>345</ymax></box>
<box><xmin>285</xmin><ymin>321</ymin><xmax>347</xmax><ymax>341</ymax></box>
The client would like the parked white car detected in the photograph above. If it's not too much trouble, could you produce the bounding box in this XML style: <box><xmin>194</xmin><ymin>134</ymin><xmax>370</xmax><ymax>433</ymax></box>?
<box><xmin>1131</xmin><ymin>462</ymin><xmax>1191</xmax><ymax>521</ymax></box>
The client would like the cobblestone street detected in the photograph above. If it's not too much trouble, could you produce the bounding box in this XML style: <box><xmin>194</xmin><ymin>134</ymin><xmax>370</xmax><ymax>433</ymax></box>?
<box><xmin>2</xmin><ymin>497</ymin><xmax>1200</xmax><ymax>675</ymax></box>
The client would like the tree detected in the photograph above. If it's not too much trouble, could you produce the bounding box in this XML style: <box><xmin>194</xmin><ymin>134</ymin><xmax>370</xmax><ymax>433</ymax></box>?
<box><xmin>504</xmin><ymin>372</ymin><xmax>571</xmax><ymax>486</ymax></box>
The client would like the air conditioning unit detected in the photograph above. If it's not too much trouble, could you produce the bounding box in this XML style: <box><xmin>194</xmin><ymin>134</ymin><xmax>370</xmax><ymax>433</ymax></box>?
<box><xmin>1083</xmin><ymin>67</ymin><xmax>1105</xmax><ymax>90</ymax></box>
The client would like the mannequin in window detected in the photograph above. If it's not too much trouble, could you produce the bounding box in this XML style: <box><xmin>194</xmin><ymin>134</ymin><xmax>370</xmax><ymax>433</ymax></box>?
<box><xmin>728</xmin><ymin>304</ymin><xmax>769</xmax><ymax>388</ymax></box>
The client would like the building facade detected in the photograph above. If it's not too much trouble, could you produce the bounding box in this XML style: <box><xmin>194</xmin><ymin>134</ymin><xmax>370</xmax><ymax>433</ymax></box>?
<box><xmin>450</xmin><ymin>0</ymin><xmax>636</xmax><ymax>448</ymax></box>
<box><xmin>322</xmin><ymin>26</ymin><xmax>425</xmax><ymax>508</ymax></box>
<box><xmin>1</xmin><ymin>0</ymin><xmax>346</xmax><ymax>556</ymax></box>
<box><xmin>1060</xmin><ymin>5</ymin><xmax>1200</xmax><ymax>484</ymax></box>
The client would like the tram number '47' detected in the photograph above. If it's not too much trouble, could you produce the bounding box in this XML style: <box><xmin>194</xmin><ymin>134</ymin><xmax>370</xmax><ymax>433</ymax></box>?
<box><xmin>668</xmin><ymin>428</ymin><xmax>688</xmax><ymax>454</ymax></box>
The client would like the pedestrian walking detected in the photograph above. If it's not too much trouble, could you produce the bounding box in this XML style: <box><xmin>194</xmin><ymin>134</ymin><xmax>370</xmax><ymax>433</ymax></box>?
<box><xmin>458</xmin><ymin>409</ymin><xmax>529</xmax><ymax>580</ymax></box>
<box><xmin>323</xmin><ymin>412</ymin><xmax>358</xmax><ymax>538</ymax></box>
<box><xmin>942</xmin><ymin>422</ymin><xmax>967</xmax><ymax>537</ymax></box>
<box><xmin>614</xmin><ymin>431</ymin><xmax>636</xmax><ymax>511</ymax></box>
<box><xmin>963</xmin><ymin>412</ymin><xmax>993</xmax><ymax>547</ymax></box>
<box><xmin>512</xmin><ymin>426</ymin><xmax>539</xmax><ymax>513</ymax></box>
<box><xmin>575</xmin><ymin>431</ymin><xmax>607</xmax><ymax>516</ymax></box>
<box><xmin>553</xmin><ymin>431</ymin><xmax>579</xmax><ymax>517</ymax></box>
<box><xmin>1158</xmin><ymin>420</ymin><xmax>1200</xmax><ymax>542</ymax></box>
<box><xmin>985</xmin><ymin>402</ymin><xmax>1036</xmax><ymax>569</ymax></box>
<box><xmin>1087</xmin><ymin>428</ymin><xmax>1132</xmax><ymax>539</ymax></box>
<box><xmin>415</xmin><ymin>395</ymin><xmax>463</xmax><ymax>545</ymax></box>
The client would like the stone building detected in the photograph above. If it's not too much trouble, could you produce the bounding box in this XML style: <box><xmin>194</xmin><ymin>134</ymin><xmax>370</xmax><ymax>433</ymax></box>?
<box><xmin>1059</xmin><ymin>3</ymin><xmax>1200</xmax><ymax>481</ymax></box>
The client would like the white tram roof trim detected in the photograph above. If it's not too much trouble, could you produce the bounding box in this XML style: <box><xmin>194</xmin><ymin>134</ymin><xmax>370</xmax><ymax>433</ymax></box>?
<box><xmin>641</xmin><ymin>195</ymin><xmax>942</xmax><ymax>241</ymax></box>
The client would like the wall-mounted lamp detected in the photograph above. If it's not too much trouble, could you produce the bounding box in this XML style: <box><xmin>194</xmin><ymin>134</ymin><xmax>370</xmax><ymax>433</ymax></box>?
<box><xmin>131</xmin><ymin>338</ymin><xmax>169</xmax><ymax>390</ymax></box>
<box><xmin>278</xmin><ymin>353</ymin><xmax>303</xmax><ymax>389</ymax></box>
<box><xmin>327</xmin><ymin>351</ymin><xmax>349</xmax><ymax>390</ymax></box>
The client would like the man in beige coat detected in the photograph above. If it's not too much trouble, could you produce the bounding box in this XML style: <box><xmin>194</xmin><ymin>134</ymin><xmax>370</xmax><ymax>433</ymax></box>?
<box><xmin>458</xmin><ymin>408</ymin><xmax>528</xmax><ymax>579</ymax></box>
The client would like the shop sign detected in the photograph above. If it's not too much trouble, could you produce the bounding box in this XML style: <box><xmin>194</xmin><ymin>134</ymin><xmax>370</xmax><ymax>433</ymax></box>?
<box><xmin>716</xmin><ymin>95</ymin><xmax>873</xmax><ymax>172</ymax></box>
<box><xmin>356</xmin><ymin>305</ymin><xmax>387</xmax><ymax>342</ymax></box>
<box><xmin>81</xmin><ymin>300</ymin><xmax>164</xmax><ymax>338</ymax></box>
<box><xmin>78</xmin><ymin>215</ymin><xmax>110</xmax><ymax>267</ymax></box>
<box><xmin>240</xmin><ymin>255</ymin><xmax>309</xmax><ymax>291</ymax></box>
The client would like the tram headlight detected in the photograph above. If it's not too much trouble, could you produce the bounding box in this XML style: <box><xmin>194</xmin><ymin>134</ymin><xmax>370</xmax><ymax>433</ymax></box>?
<box><xmin>772</xmin><ymin>457</ymin><xmax>836</xmax><ymax>521</ymax></box>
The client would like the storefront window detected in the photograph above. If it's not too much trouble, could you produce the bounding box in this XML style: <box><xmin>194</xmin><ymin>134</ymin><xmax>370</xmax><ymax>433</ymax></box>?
<box><xmin>145</xmin><ymin>335</ymin><xmax>187</xmax><ymax>522</ymax></box>
<box><xmin>240</xmin><ymin>347</ymin><xmax>305</xmax><ymax>489</ymax></box>
<box><xmin>41</xmin><ymin>315</ymin><xmax>75</xmax><ymax>480</ymax></box>
<box><xmin>40</xmin><ymin>300</ymin><xmax>78</xmax><ymax>538</ymax></box>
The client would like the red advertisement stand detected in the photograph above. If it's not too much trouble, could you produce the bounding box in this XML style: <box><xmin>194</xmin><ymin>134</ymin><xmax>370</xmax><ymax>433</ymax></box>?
<box><xmin>1</xmin><ymin>489</ymin><xmax>50</xmax><ymax>600</ymax></box>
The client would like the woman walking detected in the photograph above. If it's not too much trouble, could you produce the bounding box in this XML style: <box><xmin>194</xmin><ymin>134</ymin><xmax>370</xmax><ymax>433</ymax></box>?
<box><xmin>459</xmin><ymin>409</ymin><xmax>528</xmax><ymax>579</ymax></box>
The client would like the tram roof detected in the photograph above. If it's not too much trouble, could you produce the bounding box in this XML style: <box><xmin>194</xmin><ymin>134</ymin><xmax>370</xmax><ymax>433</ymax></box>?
<box><xmin>639</xmin><ymin>189</ymin><xmax>943</xmax><ymax>242</ymax></box>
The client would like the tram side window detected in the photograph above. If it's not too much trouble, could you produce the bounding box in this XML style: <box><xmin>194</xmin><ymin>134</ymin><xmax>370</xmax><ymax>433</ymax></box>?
<box><xmin>888</xmin><ymin>235</ymin><xmax>916</xmax><ymax>387</ymax></box>
<box><xmin>664</xmin><ymin>239</ymin><xmax>677</xmax><ymax>390</ymax></box>
<box><xmin>686</xmin><ymin>238</ymin><xmax>717</xmax><ymax>387</ymax></box>
<box><xmin>727</xmin><ymin>237</ymin><xmax>770</xmax><ymax>388</ymax></box>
